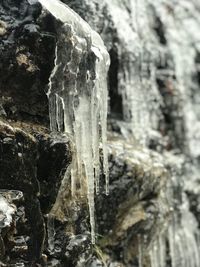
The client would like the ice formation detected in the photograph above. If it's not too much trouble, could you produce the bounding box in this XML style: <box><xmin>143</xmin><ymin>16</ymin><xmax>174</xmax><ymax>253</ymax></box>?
<box><xmin>105</xmin><ymin>0</ymin><xmax>163</xmax><ymax>145</ymax></box>
<box><xmin>104</xmin><ymin>0</ymin><xmax>200</xmax><ymax>266</ymax></box>
<box><xmin>38</xmin><ymin>0</ymin><xmax>110</xmax><ymax>243</ymax></box>
<box><xmin>168</xmin><ymin>207</ymin><xmax>200</xmax><ymax>267</ymax></box>
<box><xmin>47</xmin><ymin>214</ymin><xmax>55</xmax><ymax>254</ymax></box>
<box><xmin>147</xmin><ymin>1</ymin><xmax>200</xmax><ymax>266</ymax></box>
<box><xmin>0</xmin><ymin>196</ymin><xmax>16</xmax><ymax>228</ymax></box>
<box><xmin>38</xmin><ymin>0</ymin><xmax>200</xmax><ymax>262</ymax></box>
<box><xmin>148</xmin><ymin>193</ymin><xmax>200</xmax><ymax>267</ymax></box>
<box><xmin>105</xmin><ymin>0</ymin><xmax>200</xmax><ymax>149</ymax></box>
<box><xmin>150</xmin><ymin>0</ymin><xmax>200</xmax><ymax>157</ymax></box>
<box><xmin>146</xmin><ymin>151</ymin><xmax>200</xmax><ymax>267</ymax></box>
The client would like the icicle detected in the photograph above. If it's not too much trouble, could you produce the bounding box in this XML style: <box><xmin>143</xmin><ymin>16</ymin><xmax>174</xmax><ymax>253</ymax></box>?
<box><xmin>138</xmin><ymin>235</ymin><xmax>143</xmax><ymax>267</ymax></box>
<box><xmin>167</xmin><ymin>208</ymin><xmax>200</xmax><ymax>267</ymax></box>
<box><xmin>38</xmin><ymin>0</ymin><xmax>110</xmax><ymax>244</ymax></box>
<box><xmin>158</xmin><ymin>233</ymin><xmax>166</xmax><ymax>267</ymax></box>
<box><xmin>149</xmin><ymin>241</ymin><xmax>159</xmax><ymax>267</ymax></box>
<box><xmin>149</xmin><ymin>233</ymin><xmax>166</xmax><ymax>267</ymax></box>
<box><xmin>47</xmin><ymin>214</ymin><xmax>55</xmax><ymax>254</ymax></box>
<box><xmin>110</xmin><ymin>1</ymin><xmax>200</xmax><ymax>264</ymax></box>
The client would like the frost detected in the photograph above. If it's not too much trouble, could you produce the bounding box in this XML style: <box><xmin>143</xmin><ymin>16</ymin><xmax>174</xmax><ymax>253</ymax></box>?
<box><xmin>38</xmin><ymin>0</ymin><xmax>110</xmax><ymax>244</ymax></box>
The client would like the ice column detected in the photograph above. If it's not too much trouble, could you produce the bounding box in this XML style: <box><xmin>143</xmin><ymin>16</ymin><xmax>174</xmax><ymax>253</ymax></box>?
<box><xmin>38</xmin><ymin>0</ymin><xmax>110</xmax><ymax>243</ymax></box>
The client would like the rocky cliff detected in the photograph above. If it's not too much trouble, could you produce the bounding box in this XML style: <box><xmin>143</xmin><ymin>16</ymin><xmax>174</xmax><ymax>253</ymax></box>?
<box><xmin>1</xmin><ymin>0</ymin><xmax>200</xmax><ymax>267</ymax></box>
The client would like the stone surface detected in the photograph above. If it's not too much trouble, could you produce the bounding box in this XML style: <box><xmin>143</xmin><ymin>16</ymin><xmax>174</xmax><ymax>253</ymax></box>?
<box><xmin>0</xmin><ymin>0</ymin><xmax>56</xmax><ymax>124</ymax></box>
<box><xmin>0</xmin><ymin>120</ymin><xmax>71</xmax><ymax>266</ymax></box>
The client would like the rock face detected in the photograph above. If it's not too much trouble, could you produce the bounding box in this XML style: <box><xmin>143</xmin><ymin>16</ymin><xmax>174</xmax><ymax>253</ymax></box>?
<box><xmin>0</xmin><ymin>0</ymin><xmax>200</xmax><ymax>267</ymax></box>
<box><xmin>0</xmin><ymin>0</ymin><xmax>55</xmax><ymax>124</ymax></box>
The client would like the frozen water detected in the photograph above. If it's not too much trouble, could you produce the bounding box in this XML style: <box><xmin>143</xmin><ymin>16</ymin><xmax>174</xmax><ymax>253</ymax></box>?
<box><xmin>39</xmin><ymin>0</ymin><xmax>200</xmax><ymax>260</ymax></box>
<box><xmin>38</xmin><ymin>0</ymin><xmax>110</xmax><ymax>243</ymax></box>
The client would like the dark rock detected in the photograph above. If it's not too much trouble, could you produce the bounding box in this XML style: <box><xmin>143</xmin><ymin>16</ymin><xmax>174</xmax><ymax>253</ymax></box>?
<box><xmin>0</xmin><ymin>120</ymin><xmax>72</xmax><ymax>265</ymax></box>
<box><xmin>0</xmin><ymin>121</ymin><xmax>45</xmax><ymax>263</ymax></box>
<box><xmin>0</xmin><ymin>0</ymin><xmax>56</xmax><ymax>125</ymax></box>
<box><xmin>37</xmin><ymin>134</ymin><xmax>72</xmax><ymax>214</ymax></box>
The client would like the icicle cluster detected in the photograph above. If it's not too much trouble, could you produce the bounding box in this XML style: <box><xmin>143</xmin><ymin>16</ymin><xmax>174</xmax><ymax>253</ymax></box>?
<box><xmin>105</xmin><ymin>0</ymin><xmax>200</xmax><ymax>148</ymax></box>
<box><xmin>149</xmin><ymin>0</ymin><xmax>200</xmax><ymax>157</ymax></box>
<box><xmin>105</xmin><ymin>0</ymin><xmax>200</xmax><ymax>265</ymax></box>
<box><xmin>168</xmin><ymin>207</ymin><xmax>200</xmax><ymax>267</ymax></box>
<box><xmin>38</xmin><ymin>0</ymin><xmax>200</xmax><ymax>260</ymax></box>
<box><xmin>38</xmin><ymin>0</ymin><xmax>110</xmax><ymax>243</ymax></box>
<box><xmin>147</xmin><ymin>1</ymin><xmax>200</xmax><ymax>266</ymax></box>
<box><xmin>148</xmin><ymin>194</ymin><xmax>200</xmax><ymax>267</ymax></box>
<box><xmin>105</xmin><ymin>0</ymin><xmax>163</xmax><ymax>145</ymax></box>
<box><xmin>146</xmin><ymin>152</ymin><xmax>200</xmax><ymax>267</ymax></box>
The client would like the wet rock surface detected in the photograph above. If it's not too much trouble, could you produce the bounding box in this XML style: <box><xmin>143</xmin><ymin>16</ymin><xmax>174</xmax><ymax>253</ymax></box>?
<box><xmin>0</xmin><ymin>120</ymin><xmax>71</xmax><ymax>266</ymax></box>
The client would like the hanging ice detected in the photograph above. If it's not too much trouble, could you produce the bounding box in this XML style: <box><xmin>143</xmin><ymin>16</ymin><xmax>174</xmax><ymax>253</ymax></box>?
<box><xmin>104</xmin><ymin>0</ymin><xmax>163</xmax><ymax>146</ymax></box>
<box><xmin>147</xmin><ymin>0</ymin><xmax>200</xmax><ymax>266</ymax></box>
<box><xmin>38</xmin><ymin>0</ymin><xmax>110</xmax><ymax>243</ymax></box>
<box><xmin>47</xmin><ymin>214</ymin><xmax>55</xmax><ymax>254</ymax></box>
<box><xmin>101</xmin><ymin>0</ymin><xmax>200</xmax><ymax>265</ymax></box>
<box><xmin>149</xmin><ymin>196</ymin><xmax>200</xmax><ymax>267</ymax></box>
